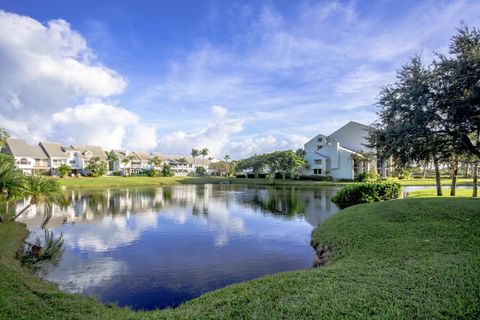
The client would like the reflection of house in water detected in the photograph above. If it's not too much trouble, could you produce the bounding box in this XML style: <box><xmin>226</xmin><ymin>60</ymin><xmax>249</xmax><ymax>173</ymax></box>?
<box><xmin>297</xmin><ymin>188</ymin><xmax>339</xmax><ymax>226</ymax></box>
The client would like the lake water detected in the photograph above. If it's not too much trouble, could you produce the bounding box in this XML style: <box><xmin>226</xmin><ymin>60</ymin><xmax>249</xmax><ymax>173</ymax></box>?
<box><xmin>18</xmin><ymin>184</ymin><xmax>339</xmax><ymax>310</ymax></box>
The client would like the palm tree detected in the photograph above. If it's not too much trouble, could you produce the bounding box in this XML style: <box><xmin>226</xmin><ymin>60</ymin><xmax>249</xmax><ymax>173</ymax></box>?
<box><xmin>177</xmin><ymin>157</ymin><xmax>188</xmax><ymax>166</ymax></box>
<box><xmin>0</xmin><ymin>128</ymin><xmax>9</xmax><ymax>148</ymax></box>
<box><xmin>191</xmin><ymin>148</ymin><xmax>200</xmax><ymax>166</ymax></box>
<box><xmin>0</xmin><ymin>155</ymin><xmax>23</xmax><ymax>221</ymax></box>
<box><xmin>200</xmin><ymin>148</ymin><xmax>209</xmax><ymax>166</ymax></box>
<box><xmin>149</xmin><ymin>155</ymin><xmax>163</xmax><ymax>169</ymax></box>
<box><xmin>13</xmin><ymin>176</ymin><xmax>66</xmax><ymax>221</ymax></box>
<box><xmin>105</xmin><ymin>151</ymin><xmax>118</xmax><ymax>171</ymax></box>
<box><xmin>224</xmin><ymin>154</ymin><xmax>230</xmax><ymax>163</ymax></box>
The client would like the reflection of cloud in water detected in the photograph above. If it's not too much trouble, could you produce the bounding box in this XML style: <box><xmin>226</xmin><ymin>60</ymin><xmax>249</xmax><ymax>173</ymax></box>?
<box><xmin>45</xmin><ymin>253</ymin><xmax>127</xmax><ymax>294</ymax></box>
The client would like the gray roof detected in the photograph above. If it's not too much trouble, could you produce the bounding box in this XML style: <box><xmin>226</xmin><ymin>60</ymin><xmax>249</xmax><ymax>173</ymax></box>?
<box><xmin>4</xmin><ymin>138</ymin><xmax>48</xmax><ymax>158</ymax></box>
<box><xmin>111</xmin><ymin>149</ymin><xmax>128</xmax><ymax>160</ymax></box>
<box><xmin>72</xmin><ymin>145</ymin><xmax>107</xmax><ymax>160</ymax></box>
<box><xmin>39</xmin><ymin>141</ymin><xmax>68</xmax><ymax>158</ymax></box>
<box><xmin>133</xmin><ymin>151</ymin><xmax>151</xmax><ymax>161</ymax></box>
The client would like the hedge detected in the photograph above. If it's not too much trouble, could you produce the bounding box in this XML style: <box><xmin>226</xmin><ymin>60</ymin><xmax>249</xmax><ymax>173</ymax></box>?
<box><xmin>332</xmin><ymin>181</ymin><xmax>401</xmax><ymax>209</ymax></box>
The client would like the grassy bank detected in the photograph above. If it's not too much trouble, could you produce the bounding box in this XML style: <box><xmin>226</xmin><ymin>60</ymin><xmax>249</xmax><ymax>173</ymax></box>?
<box><xmin>397</xmin><ymin>178</ymin><xmax>473</xmax><ymax>186</ymax></box>
<box><xmin>56</xmin><ymin>176</ymin><xmax>474</xmax><ymax>189</ymax></box>
<box><xmin>1</xmin><ymin>198</ymin><xmax>479</xmax><ymax>319</ymax></box>
<box><xmin>408</xmin><ymin>188</ymin><xmax>475</xmax><ymax>198</ymax></box>
<box><xmin>56</xmin><ymin>176</ymin><xmax>345</xmax><ymax>189</ymax></box>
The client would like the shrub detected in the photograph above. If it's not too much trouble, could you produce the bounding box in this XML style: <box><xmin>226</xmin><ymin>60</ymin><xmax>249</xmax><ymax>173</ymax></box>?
<box><xmin>57</xmin><ymin>164</ymin><xmax>72</xmax><ymax>178</ymax></box>
<box><xmin>356</xmin><ymin>169</ymin><xmax>379</xmax><ymax>182</ymax></box>
<box><xmin>112</xmin><ymin>171</ymin><xmax>122</xmax><ymax>176</ymax></box>
<box><xmin>195</xmin><ymin>166</ymin><xmax>207</xmax><ymax>176</ymax></box>
<box><xmin>145</xmin><ymin>169</ymin><xmax>158</xmax><ymax>177</ymax></box>
<box><xmin>236</xmin><ymin>174</ymin><xmax>247</xmax><ymax>178</ymax></box>
<box><xmin>17</xmin><ymin>229</ymin><xmax>64</xmax><ymax>268</ymax></box>
<box><xmin>332</xmin><ymin>181</ymin><xmax>401</xmax><ymax>209</ymax></box>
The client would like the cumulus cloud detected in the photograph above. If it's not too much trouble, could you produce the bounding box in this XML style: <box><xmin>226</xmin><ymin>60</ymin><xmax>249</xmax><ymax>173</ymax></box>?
<box><xmin>52</xmin><ymin>102</ymin><xmax>157</xmax><ymax>150</ymax></box>
<box><xmin>158</xmin><ymin>106</ymin><xmax>244</xmax><ymax>157</ymax></box>
<box><xmin>0</xmin><ymin>10</ymin><xmax>157</xmax><ymax>150</ymax></box>
<box><xmin>228</xmin><ymin>133</ymin><xmax>309</xmax><ymax>159</ymax></box>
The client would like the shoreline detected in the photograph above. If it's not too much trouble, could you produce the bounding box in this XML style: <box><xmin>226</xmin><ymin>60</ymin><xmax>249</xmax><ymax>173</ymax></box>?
<box><xmin>1</xmin><ymin>197</ymin><xmax>478</xmax><ymax>319</ymax></box>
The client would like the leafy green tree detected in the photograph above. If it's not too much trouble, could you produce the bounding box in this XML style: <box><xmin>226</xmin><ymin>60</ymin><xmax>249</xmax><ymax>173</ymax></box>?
<box><xmin>209</xmin><ymin>161</ymin><xmax>231</xmax><ymax>176</ymax></box>
<box><xmin>195</xmin><ymin>166</ymin><xmax>207</xmax><ymax>176</ymax></box>
<box><xmin>162</xmin><ymin>163</ymin><xmax>173</xmax><ymax>177</ymax></box>
<box><xmin>57</xmin><ymin>164</ymin><xmax>72</xmax><ymax>178</ymax></box>
<box><xmin>433</xmin><ymin>26</ymin><xmax>480</xmax><ymax>160</ymax></box>
<box><xmin>368</xmin><ymin>56</ymin><xmax>452</xmax><ymax>196</ymax></box>
<box><xmin>177</xmin><ymin>157</ymin><xmax>188</xmax><ymax>165</ymax></box>
<box><xmin>13</xmin><ymin>176</ymin><xmax>66</xmax><ymax>221</ymax></box>
<box><xmin>149</xmin><ymin>155</ymin><xmax>163</xmax><ymax>169</ymax></box>
<box><xmin>85</xmin><ymin>157</ymin><xmax>108</xmax><ymax>177</ymax></box>
<box><xmin>200</xmin><ymin>148</ymin><xmax>209</xmax><ymax>166</ymax></box>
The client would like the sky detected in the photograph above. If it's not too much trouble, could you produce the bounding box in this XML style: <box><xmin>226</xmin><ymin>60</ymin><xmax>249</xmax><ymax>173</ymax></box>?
<box><xmin>0</xmin><ymin>0</ymin><xmax>479</xmax><ymax>159</ymax></box>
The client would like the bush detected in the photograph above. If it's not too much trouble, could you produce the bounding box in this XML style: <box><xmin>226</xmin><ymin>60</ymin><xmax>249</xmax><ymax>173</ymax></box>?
<box><xmin>332</xmin><ymin>181</ymin><xmax>401</xmax><ymax>209</ymax></box>
<box><xmin>145</xmin><ymin>169</ymin><xmax>158</xmax><ymax>177</ymax></box>
<box><xmin>236</xmin><ymin>174</ymin><xmax>247</xmax><ymax>178</ymax></box>
<box><xmin>298</xmin><ymin>175</ymin><xmax>334</xmax><ymax>181</ymax></box>
<box><xmin>57</xmin><ymin>164</ymin><xmax>72</xmax><ymax>178</ymax></box>
<box><xmin>112</xmin><ymin>171</ymin><xmax>122</xmax><ymax>176</ymax></box>
<box><xmin>195</xmin><ymin>166</ymin><xmax>207</xmax><ymax>176</ymax></box>
<box><xmin>356</xmin><ymin>169</ymin><xmax>379</xmax><ymax>182</ymax></box>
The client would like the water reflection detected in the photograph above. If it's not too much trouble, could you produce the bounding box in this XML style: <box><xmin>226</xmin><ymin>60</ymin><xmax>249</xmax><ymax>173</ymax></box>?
<box><xmin>18</xmin><ymin>184</ymin><xmax>339</xmax><ymax>310</ymax></box>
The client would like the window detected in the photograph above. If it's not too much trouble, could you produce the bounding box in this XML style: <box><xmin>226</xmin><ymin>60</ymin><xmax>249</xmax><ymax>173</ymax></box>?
<box><xmin>313</xmin><ymin>169</ymin><xmax>322</xmax><ymax>175</ymax></box>
<box><xmin>317</xmin><ymin>137</ymin><xmax>323</xmax><ymax>142</ymax></box>
<box><xmin>317</xmin><ymin>145</ymin><xmax>323</xmax><ymax>150</ymax></box>
<box><xmin>314</xmin><ymin>159</ymin><xmax>322</xmax><ymax>165</ymax></box>
<box><xmin>20</xmin><ymin>158</ymin><xmax>29</xmax><ymax>165</ymax></box>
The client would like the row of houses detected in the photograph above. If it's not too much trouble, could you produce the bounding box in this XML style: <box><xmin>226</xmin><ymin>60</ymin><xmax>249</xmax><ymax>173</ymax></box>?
<box><xmin>1</xmin><ymin>139</ymin><xmax>212</xmax><ymax>176</ymax></box>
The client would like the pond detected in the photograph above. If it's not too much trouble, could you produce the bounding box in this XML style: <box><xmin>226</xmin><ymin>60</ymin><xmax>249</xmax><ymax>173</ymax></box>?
<box><xmin>18</xmin><ymin>184</ymin><xmax>339</xmax><ymax>310</ymax></box>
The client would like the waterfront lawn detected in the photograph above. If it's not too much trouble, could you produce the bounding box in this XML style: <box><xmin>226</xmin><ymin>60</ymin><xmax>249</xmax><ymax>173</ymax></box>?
<box><xmin>56</xmin><ymin>176</ymin><xmax>344</xmax><ymax>189</ymax></box>
<box><xmin>1</xmin><ymin>197</ymin><xmax>478</xmax><ymax>319</ymax></box>
<box><xmin>408</xmin><ymin>188</ymin><xmax>475</xmax><ymax>198</ymax></box>
<box><xmin>397</xmin><ymin>178</ymin><xmax>473</xmax><ymax>186</ymax></box>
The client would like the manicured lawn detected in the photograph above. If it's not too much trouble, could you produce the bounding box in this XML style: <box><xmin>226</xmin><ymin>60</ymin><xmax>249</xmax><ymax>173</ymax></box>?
<box><xmin>1</xmin><ymin>198</ymin><xmax>478</xmax><ymax>319</ymax></box>
<box><xmin>397</xmin><ymin>178</ymin><xmax>473</xmax><ymax>186</ymax></box>
<box><xmin>55</xmin><ymin>176</ymin><xmax>474</xmax><ymax>189</ymax></box>
<box><xmin>408</xmin><ymin>188</ymin><xmax>476</xmax><ymax>198</ymax></box>
<box><xmin>56</xmin><ymin>176</ymin><xmax>346</xmax><ymax>189</ymax></box>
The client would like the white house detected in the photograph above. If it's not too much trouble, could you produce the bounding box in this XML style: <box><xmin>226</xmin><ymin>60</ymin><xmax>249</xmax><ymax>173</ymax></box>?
<box><xmin>150</xmin><ymin>152</ymin><xmax>212</xmax><ymax>176</ymax></box>
<box><xmin>39</xmin><ymin>141</ymin><xmax>69</xmax><ymax>175</ymax></box>
<box><xmin>63</xmin><ymin>145</ymin><xmax>107</xmax><ymax>175</ymax></box>
<box><xmin>2</xmin><ymin>138</ymin><xmax>50</xmax><ymax>175</ymax></box>
<box><xmin>303</xmin><ymin>121</ymin><xmax>392</xmax><ymax>180</ymax></box>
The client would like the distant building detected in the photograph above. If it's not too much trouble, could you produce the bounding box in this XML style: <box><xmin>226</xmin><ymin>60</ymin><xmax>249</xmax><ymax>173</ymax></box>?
<box><xmin>303</xmin><ymin>121</ymin><xmax>392</xmax><ymax>180</ymax></box>
<box><xmin>2</xmin><ymin>138</ymin><xmax>50</xmax><ymax>175</ymax></box>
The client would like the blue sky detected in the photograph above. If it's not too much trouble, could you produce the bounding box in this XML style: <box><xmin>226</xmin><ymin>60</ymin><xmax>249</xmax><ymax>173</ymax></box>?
<box><xmin>0</xmin><ymin>0</ymin><xmax>479</xmax><ymax>158</ymax></box>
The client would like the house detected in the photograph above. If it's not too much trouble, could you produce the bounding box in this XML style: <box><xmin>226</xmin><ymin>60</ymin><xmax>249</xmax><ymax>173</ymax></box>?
<box><xmin>110</xmin><ymin>150</ymin><xmax>149</xmax><ymax>175</ymax></box>
<box><xmin>303</xmin><ymin>121</ymin><xmax>392</xmax><ymax>180</ymax></box>
<box><xmin>65</xmin><ymin>145</ymin><xmax>108</xmax><ymax>175</ymax></box>
<box><xmin>150</xmin><ymin>152</ymin><xmax>211</xmax><ymax>176</ymax></box>
<box><xmin>39</xmin><ymin>141</ymin><xmax>69</xmax><ymax>175</ymax></box>
<box><xmin>2</xmin><ymin>138</ymin><xmax>50</xmax><ymax>175</ymax></box>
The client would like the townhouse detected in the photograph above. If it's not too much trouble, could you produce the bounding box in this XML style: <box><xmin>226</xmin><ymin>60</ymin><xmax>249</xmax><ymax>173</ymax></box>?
<box><xmin>303</xmin><ymin>121</ymin><xmax>392</xmax><ymax>180</ymax></box>
<box><xmin>1</xmin><ymin>139</ymin><xmax>108</xmax><ymax>176</ymax></box>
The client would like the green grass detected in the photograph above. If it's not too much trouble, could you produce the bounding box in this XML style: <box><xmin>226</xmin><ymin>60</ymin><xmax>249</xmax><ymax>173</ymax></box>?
<box><xmin>396</xmin><ymin>178</ymin><xmax>473</xmax><ymax>186</ymax></box>
<box><xmin>408</xmin><ymin>188</ymin><xmax>476</xmax><ymax>198</ymax></box>
<box><xmin>1</xmin><ymin>198</ymin><xmax>479</xmax><ymax>319</ymax></box>
<box><xmin>55</xmin><ymin>176</ymin><xmax>474</xmax><ymax>190</ymax></box>
<box><xmin>56</xmin><ymin>176</ymin><xmax>346</xmax><ymax>189</ymax></box>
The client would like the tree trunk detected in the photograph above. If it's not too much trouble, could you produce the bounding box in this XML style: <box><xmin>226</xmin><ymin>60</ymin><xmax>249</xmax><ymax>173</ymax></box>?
<box><xmin>422</xmin><ymin>161</ymin><xmax>428</xmax><ymax>179</ymax></box>
<box><xmin>434</xmin><ymin>158</ymin><xmax>443</xmax><ymax>196</ymax></box>
<box><xmin>13</xmin><ymin>202</ymin><xmax>33</xmax><ymax>221</ymax></box>
<box><xmin>450</xmin><ymin>159</ymin><xmax>458</xmax><ymax>197</ymax></box>
<box><xmin>473</xmin><ymin>161</ymin><xmax>478</xmax><ymax>198</ymax></box>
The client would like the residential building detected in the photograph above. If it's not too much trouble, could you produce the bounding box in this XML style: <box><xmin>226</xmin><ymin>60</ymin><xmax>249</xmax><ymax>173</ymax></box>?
<box><xmin>39</xmin><ymin>141</ymin><xmax>69</xmax><ymax>175</ymax></box>
<box><xmin>111</xmin><ymin>150</ymin><xmax>150</xmax><ymax>175</ymax></box>
<box><xmin>150</xmin><ymin>152</ymin><xmax>211</xmax><ymax>176</ymax></box>
<box><xmin>303</xmin><ymin>121</ymin><xmax>392</xmax><ymax>180</ymax></box>
<box><xmin>2</xmin><ymin>138</ymin><xmax>50</xmax><ymax>175</ymax></box>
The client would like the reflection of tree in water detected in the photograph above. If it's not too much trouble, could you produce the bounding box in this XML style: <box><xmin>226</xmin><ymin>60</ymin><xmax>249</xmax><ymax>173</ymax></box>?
<box><xmin>249</xmin><ymin>187</ymin><xmax>305</xmax><ymax>217</ymax></box>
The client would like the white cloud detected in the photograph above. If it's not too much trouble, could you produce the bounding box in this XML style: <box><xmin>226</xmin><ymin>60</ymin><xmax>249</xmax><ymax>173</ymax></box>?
<box><xmin>211</xmin><ymin>105</ymin><xmax>228</xmax><ymax>118</ymax></box>
<box><xmin>158</xmin><ymin>106</ymin><xmax>244</xmax><ymax>157</ymax></box>
<box><xmin>0</xmin><ymin>11</ymin><xmax>159</xmax><ymax>150</ymax></box>
<box><xmin>53</xmin><ymin>102</ymin><xmax>157</xmax><ymax>150</ymax></box>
